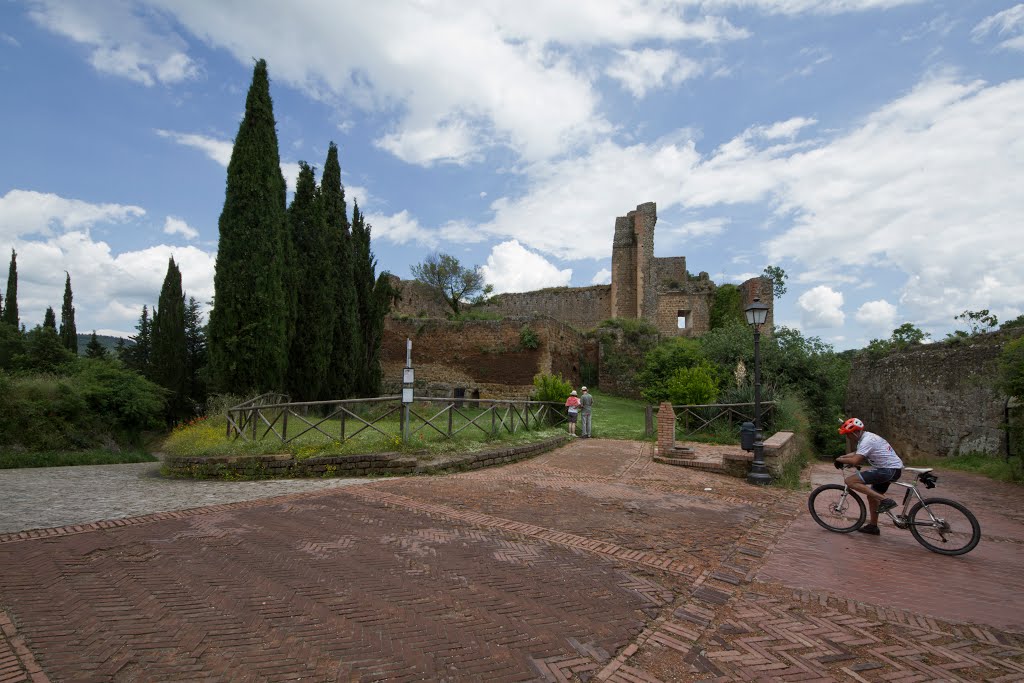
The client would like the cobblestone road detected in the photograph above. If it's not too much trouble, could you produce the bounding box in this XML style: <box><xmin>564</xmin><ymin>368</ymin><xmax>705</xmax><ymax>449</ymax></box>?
<box><xmin>1</xmin><ymin>444</ymin><xmax>1022</xmax><ymax>682</ymax></box>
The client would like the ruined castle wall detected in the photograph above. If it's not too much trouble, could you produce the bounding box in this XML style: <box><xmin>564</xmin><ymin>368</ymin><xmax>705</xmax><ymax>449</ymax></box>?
<box><xmin>610</xmin><ymin>215</ymin><xmax>637</xmax><ymax>319</ymax></box>
<box><xmin>478</xmin><ymin>286</ymin><xmax>611</xmax><ymax>331</ymax></box>
<box><xmin>653</xmin><ymin>257</ymin><xmax>687</xmax><ymax>288</ymax></box>
<box><xmin>634</xmin><ymin>203</ymin><xmax>658</xmax><ymax>322</ymax></box>
<box><xmin>389</xmin><ymin>276</ymin><xmax>452</xmax><ymax>318</ymax></box>
<box><xmin>739</xmin><ymin>277</ymin><xmax>774</xmax><ymax>331</ymax></box>
<box><xmin>845</xmin><ymin>329</ymin><xmax>1023</xmax><ymax>460</ymax></box>
<box><xmin>654</xmin><ymin>289</ymin><xmax>715</xmax><ymax>337</ymax></box>
<box><xmin>381</xmin><ymin>316</ymin><xmax>593</xmax><ymax>399</ymax></box>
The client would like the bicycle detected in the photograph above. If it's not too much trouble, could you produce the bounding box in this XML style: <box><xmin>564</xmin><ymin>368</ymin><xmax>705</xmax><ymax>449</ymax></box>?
<box><xmin>808</xmin><ymin>464</ymin><xmax>981</xmax><ymax>556</ymax></box>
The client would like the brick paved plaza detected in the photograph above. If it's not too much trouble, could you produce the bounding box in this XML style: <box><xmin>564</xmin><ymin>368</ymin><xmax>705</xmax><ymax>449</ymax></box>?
<box><xmin>1</xmin><ymin>440</ymin><xmax>1023</xmax><ymax>682</ymax></box>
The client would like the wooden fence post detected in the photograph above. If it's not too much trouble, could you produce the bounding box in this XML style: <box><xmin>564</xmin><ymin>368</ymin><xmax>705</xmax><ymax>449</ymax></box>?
<box><xmin>645</xmin><ymin>405</ymin><xmax>654</xmax><ymax>437</ymax></box>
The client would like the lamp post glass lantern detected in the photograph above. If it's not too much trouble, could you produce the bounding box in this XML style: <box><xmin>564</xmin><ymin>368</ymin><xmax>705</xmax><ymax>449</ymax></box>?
<box><xmin>744</xmin><ymin>297</ymin><xmax>772</xmax><ymax>485</ymax></box>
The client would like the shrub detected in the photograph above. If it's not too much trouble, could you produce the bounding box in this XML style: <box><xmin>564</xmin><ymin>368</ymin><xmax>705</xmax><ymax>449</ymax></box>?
<box><xmin>519</xmin><ymin>325</ymin><xmax>540</xmax><ymax>350</ymax></box>
<box><xmin>531</xmin><ymin>372</ymin><xmax>573</xmax><ymax>403</ymax></box>
<box><xmin>998</xmin><ymin>336</ymin><xmax>1024</xmax><ymax>399</ymax></box>
<box><xmin>662</xmin><ymin>364</ymin><xmax>719</xmax><ymax>405</ymax></box>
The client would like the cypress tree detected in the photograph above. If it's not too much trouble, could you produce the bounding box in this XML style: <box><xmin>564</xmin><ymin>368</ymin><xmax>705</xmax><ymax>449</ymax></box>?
<box><xmin>59</xmin><ymin>272</ymin><xmax>78</xmax><ymax>354</ymax></box>
<box><xmin>2</xmin><ymin>249</ymin><xmax>17</xmax><ymax>328</ymax></box>
<box><xmin>351</xmin><ymin>203</ymin><xmax>397</xmax><ymax>396</ymax></box>
<box><xmin>151</xmin><ymin>258</ymin><xmax>188</xmax><ymax>421</ymax></box>
<box><xmin>284</xmin><ymin>162</ymin><xmax>334</xmax><ymax>401</ymax></box>
<box><xmin>43</xmin><ymin>307</ymin><xmax>57</xmax><ymax>329</ymax></box>
<box><xmin>321</xmin><ymin>142</ymin><xmax>360</xmax><ymax>400</ymax></box>
<box><xmin>85</xmin><ymin>330</ymin><xmax>107</xmax><ymax>359</ymax></box>
<box><xmin>184</xmin><ymin>296</ymin><xmax>208</xmax><ymax>411</ymax></box>
<box><xmin>207</xmin><ymin>58</ymin><xmax>289</xmax><ymax>394</ymax></box>
<box><xmin>121</xmin><ymin>305</ymin><xmax>153</xmax><ymax>377</ymax></box>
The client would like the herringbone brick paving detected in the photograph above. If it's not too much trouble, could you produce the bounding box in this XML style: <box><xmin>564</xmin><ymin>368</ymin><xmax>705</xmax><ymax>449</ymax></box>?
<box><xmin>1</xmin><ymin>441</ymin><xmax>1022</xmax><ymax>681</ymax></box>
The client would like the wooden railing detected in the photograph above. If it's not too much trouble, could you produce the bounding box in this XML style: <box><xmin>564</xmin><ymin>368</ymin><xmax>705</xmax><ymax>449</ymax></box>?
<box><xmin>645</xmin><ymin>401</ymin><xmax>777</xmax><ymax>439</ymax></box>
<box><xmin>226</xmin><ymin>395</ymin><xmax>569</xmax><ymax>444</ymax></box>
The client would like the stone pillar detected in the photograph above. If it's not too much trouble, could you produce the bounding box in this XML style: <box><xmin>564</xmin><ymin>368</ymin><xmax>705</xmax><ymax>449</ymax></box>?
<box><xmin>655</xmin><ymin>401</ymin><xmax>675</xmax><ymax>456</ymax></box>
<box><xmin>634</xmin><ymin>202</ymin><xmax>657</xmax><ymax>322</ymax></box>
<box><xmin>610</xmin><ymin>214</ymin><xmax>637</xmax><ymax>319</ymax></box>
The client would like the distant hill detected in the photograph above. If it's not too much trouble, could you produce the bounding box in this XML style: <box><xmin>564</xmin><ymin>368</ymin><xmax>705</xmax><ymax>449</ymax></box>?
<box><xmin>76</xmin><ymin>333</ymin><xmax>132</xmax><ymax>357</ymax></box>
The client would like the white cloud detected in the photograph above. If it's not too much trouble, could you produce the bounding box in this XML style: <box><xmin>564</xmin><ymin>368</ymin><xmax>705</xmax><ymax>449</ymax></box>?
<box><xmin>438</xmin><ymin>220</ymin><xmax>488</xmax><ymax>244</ymax></box>
<box><xmin>699</xmin><ymin>0</ymin><xmax>924</xmax><ymax>14</ymax></box>
<box><xmin>1</xmin><ymin>33</ymin><xmax>20</xmax><ymax>47</ymax></box>
<box><xmin>155</xmin><ymin>129</ymin><xmax>233</xmax><ymax>166</ymax></box>
<box><xmin>27</xmin><ymin>0</ymin><xmax>199</xmax><ymax>86</ymax></box>
<box><xmin>671</xmin><ymin>217</ymin><xmax>730</xmax><ymax>237</ymax></box>
<box><xmin>855</xmin><ymin>299</ymin><xmax>898</xmax><ymax>330</ymax></box>
<box><xmin>365</xmin><ymin>210</ymin><xmax>438</xmax><ymax>248</ymax></box>
<box><xmin>480</xmin><ymin>240</ymin><xmax>572</xmax><ymax>294</ymax></box>
<box><xmin>162</xmin><ymin>216</ymin><xmax>199</xmax><ymax>240</ymax></box>
<box><xmin>375</xmin><ymin>121</ymin><xmax>481</xmax><ymax>167</ymax></box>
<box><xmin>972</xmin><ymin>4</ymin><xmax>1024</xmax><ymax>51</ymax></box>
<box><xmin>591</xmin><ymin>268</ymin><xmax>612</xmax><ymax>285</ymax></box>
<box><xmin>0</xmin><ymin>190</ymin><xmax>214</xmax><ymax>335</ymax></box>
<box><xmin>605</xmin><ymin>48</ymin><xmax>703</xmax><ymax>98</ymax></box>
<box><xmin>797</xmin><ymin>285</ymin><xmax>845</xmax><ymax>328</ymax></box>
<box><xmin>0</xmin><ymin>190</ymin><xmax>145</xmax><ymax>241</ymax></box>
<box><xmin>156</xmin><ymin>129</ymin><xmax>304</xmax><ymax>193</ymax></box>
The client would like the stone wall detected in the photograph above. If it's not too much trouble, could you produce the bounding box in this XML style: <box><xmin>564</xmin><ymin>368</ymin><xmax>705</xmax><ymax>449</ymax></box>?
<box><xmin>478</xmin><ymin>286</ymin><xmax>611</xmax><ymax>330</ymax></box>
<box><xmin>381</xmin><ymin>316</ymin><xmax>595</xmax><ymax>399</ymax></box>
<box><xmin>845</xmin><ymin>329</ymin><xmax>1023</xmax><ymax>460</ymax></box>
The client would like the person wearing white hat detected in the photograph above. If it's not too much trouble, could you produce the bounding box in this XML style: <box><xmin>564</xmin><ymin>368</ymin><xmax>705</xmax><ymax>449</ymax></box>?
<box><xmin>579</xmin><ymin>386</ymin><xmax>593</xmax><ymax>438</ymax></box>
<box><xmin>565</xmin><ymin>390</ymin><xmax>581</xmax><ymax>436</ymax></box>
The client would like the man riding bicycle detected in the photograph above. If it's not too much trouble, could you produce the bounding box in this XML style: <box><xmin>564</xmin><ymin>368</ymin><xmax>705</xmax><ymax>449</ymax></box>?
<box><xmin>833</xmin><ymin>418</ymin><xmax>904</xmax><ymax>535</ymax></box>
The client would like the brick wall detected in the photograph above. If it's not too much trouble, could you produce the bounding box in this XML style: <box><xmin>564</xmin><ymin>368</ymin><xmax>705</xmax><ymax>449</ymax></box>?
<box><xmin>845</xmin><ymin>328</ymin><xmax>1023</xmax><ymax>459</ymax></box>
<box><xmin>382</xmin><ymin>316</ymin><xmax>593</xmax><ymax>399</ymax></box>
<box><xmin>478</xmin><ymin>286</ymin><xmax>612</xmax><ymax>330</ymax></box>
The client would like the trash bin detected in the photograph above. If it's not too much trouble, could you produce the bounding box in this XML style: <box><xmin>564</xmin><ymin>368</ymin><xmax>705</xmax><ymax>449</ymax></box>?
<box><xmin>740</xmin><ymin>421</ymin><xmax>756</xmax><ymax>452</ymax></box>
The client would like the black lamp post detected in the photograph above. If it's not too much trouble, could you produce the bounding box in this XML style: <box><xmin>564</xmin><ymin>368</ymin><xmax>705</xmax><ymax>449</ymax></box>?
<box><xmin>744</xmin><ymin>296</ymin><xmax>772</xmax><ymax>485</ymax></box>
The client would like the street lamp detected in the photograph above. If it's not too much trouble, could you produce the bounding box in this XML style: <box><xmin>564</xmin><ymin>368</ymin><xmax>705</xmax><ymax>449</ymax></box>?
<box><xmin>744</xmin><ymin>296</ymin><xmax>772</xmax><ymax>485</ymax></box>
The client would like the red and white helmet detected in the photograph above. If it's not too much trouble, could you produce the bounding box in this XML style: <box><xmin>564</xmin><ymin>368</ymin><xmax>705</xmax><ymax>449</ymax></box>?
<box><xmin>838</xmin><ymin>417</ymin><xmax>864</xmax><ymax>435</ymax></box>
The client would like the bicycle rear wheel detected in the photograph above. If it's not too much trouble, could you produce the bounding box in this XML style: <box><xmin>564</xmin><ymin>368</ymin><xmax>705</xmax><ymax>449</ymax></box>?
<box><xmin>908</xmin><ymin>498</ymin><xmax>981</xmax><ymax>556</ymax></box>
<box><xmin>808</xmin><ymin>484</ymin><xmax>866</xmax><ymax>533</ymax></box>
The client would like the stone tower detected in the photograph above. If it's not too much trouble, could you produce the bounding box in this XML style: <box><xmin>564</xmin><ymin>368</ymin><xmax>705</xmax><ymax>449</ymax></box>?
<box><xmin>610</xmin><ymin>202</ymin><xmax>657</xmax><ymax>321</ymax></box>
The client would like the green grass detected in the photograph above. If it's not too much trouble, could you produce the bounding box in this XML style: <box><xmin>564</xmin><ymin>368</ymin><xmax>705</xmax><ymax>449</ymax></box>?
<box><xmin>0</xmin><ymin>449</ymin><xmax>158</xmax><ymax>469</ymax></box>
<box><xmin>584</xmin><ymin>390</ymin><xmax>649</xmax><ymax>440</ymax></box>
<box><xmin>906</xmin><ymin>453</ymin><xmax>1024</xmax><ymax>484</ymax></box>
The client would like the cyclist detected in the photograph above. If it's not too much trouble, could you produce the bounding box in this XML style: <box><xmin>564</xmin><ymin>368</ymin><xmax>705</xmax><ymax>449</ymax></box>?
<box><xmin>834</xmin><ymin>417</ymin><xmax>904</xmax><ymax>535</ymax></box>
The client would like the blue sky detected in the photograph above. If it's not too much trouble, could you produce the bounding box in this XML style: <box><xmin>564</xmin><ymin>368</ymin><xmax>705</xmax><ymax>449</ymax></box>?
<box><xmin>1</xmin><ymin>0</ymin><xmax>1022</xmax><ymax>350</ymax></box>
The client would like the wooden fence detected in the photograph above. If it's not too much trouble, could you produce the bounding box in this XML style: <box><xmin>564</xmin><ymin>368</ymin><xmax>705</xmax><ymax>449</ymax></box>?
<box><xmin>645</xmin><ymin>401</ymin><xmax>777</xmax><ymax>439</ymax></box>
<box><xmin>226</xmin><ymin>395</ymin><xmax>569</xmax><ymax>444</ymax></box>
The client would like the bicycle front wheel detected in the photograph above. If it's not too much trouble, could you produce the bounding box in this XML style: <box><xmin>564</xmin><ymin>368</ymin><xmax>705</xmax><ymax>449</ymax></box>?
<box><xmin>808</xmin><ymin>484</ymin><xmax>866</xmax><ymax>533</ymax></box>
<box><xmin>908</xmin><ymin>498</ymin><xmax>981</xmax><ymax>556</ymax></box>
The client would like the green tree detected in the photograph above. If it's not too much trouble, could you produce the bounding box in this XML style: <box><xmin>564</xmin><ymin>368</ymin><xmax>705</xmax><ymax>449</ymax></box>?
<box><xmin>866</xmin><ymin>322</ymin><xmax>930</xmax><ymax>356</ymax></box>
<box><xmin>85</xmin><ymin>330</ymin><xmax>108</xmax><ymax>359</ymax></box>
<box><xmin>284</xmin><ymin>161</ymin><xmax>335</xmax><ymax>401</ymax></box>
<box><xmin>121</xmin><ymin>305</ymin><xmax>153</xmax><ymax>377</ymax></box>
<box><xmin>0</xmin><ymin>322</ymin><xmax>24</xmax><ymax>370</ymax></box>
<box><xmin>411</xmin><ymin>252</ymin><xmax>492</xmax><ymax>316</ymax></box>
<box><xmin>59</xmin><ymin>272</ymin><xmax>78</xmax><ymax>354</ymax></box>
<box><xmin>709</xmin><ymin>284</ymin><xmax>744</xmax><ymax>330</ymax></box>
<box><xmin>321</xmin><ymin>142</ymin><xmax>360</xmax><ymax>400</ymax></box>
<box><xmin>184</xmin><ymin>296</ymin><xmax>208</xmax><ymax>412</ymax></box>
<box><xmin>43</xmin><ymin>307</ymin><xmax>57</xmax><ymax>330</ymax></box>
<box><xmin>151</xmin><ymin>258</ymin><xmax>188</xmax><ymax>422</ymax></box>
<box><xmin>21</xmin><ymin>325</ymin><xmax>76</xmax><ymax>373</ymax></box>
<box><xmin>1001</xmin><ymin>314</ymin><xmax>1024</xmax><ymax>330</ymax></box>
<box><xmin>2</xmin><ymin>249</ymin><xmax>18</xmax><ymax>328</ymax></box>
<box><xmin>999</xmin><ymin>337</ymin><xmax>1024</xmax><ymax>399</ymax></box>
<box><xmin>351</xmin><ymin>201</ymin><xmax>398</xmax><ymax>396</ymax></box>
<box><xmin>948</xmin><ymin>309</ymin><xmax>999</xmax><ymax>339</ymax></box>
<box><xmin>762</xmin><ymin>265</ymin><xmax>788</xmax><ymax>300</ymax></box>
<box><xmin>663</xmin><ymin>365</ymin><xmax>720</xmax><ymax>405</ymax></box>
<box><xmin>208</xmin><ymin>58</ymin><xmax>289</xmax><ymax>394</ymax></box>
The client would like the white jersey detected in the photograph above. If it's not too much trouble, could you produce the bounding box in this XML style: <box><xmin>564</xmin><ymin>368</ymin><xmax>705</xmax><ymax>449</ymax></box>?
<box><xmin>856</xmin><ymin>431</ymin><xmax>904</xmax><ymax>469</ymax></box>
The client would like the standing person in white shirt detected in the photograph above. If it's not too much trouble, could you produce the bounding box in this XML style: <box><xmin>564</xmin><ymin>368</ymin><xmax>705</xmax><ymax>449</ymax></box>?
<box><xmin>579</xmin><ymin>386</ymin><xmax>593</xmax><ymax>438</ymax></box>
<box><xmin>833</xmin><ymin>417</ymin><xmax>905</xmax><ymax>536</ymax></box>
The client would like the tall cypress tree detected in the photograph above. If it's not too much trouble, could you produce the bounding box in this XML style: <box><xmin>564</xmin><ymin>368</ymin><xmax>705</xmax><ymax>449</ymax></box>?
<box><xmin>284</xmin><ymin>162</ymin><xmax>334</xmax><ymax>401</ymax></box>
<box><xmin>184</xmin><ymin>296</ymin><xmax>208</xmax><ymax>411</ymax></box>
<box><xmin>151</xmin><ymin>258</ymin><xmax>188</xmax><ymax>421</ymax></box>
<box><xmin>351</xmin><ymin>203</ymin><xmax>397</xmax><ymax>396</ymax></box>
<box><xmin>2</xmin><ymin>249</ymin><xmax>17</xmax><ymax>328</ymax></box>
<box><xmin>321</xmin><ymin>143</ymin><xmax>360</xmax><ymax>400</ymax></box>
<box><xmin>43</xmin><ymin>306</ymin><xmax>57</xmax><ymax>329</ymax></box>
<box><xmin>208</xmin><ymin>58</ymin><xmax>289</xmax><ymax>395</ymax></box>
<box><xmin>121</xmin><ymin>305</ymin><xmax>153</xmax><ymax>377</ymax></box>
<box><xmin>59</xmin><ymin>272</ymin><xmax>78</xmax><ymax>354</ymax></box>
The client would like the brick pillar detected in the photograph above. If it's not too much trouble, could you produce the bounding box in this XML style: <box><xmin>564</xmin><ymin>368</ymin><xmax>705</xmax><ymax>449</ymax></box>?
<box><xmin>655</xmin><ymin>402</ymin><xmax>675</xmax><ymax>456</ymax></box>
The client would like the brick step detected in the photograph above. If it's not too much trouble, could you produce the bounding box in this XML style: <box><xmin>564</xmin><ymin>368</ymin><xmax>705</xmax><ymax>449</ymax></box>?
<box><xmin>652</xmin><ymin>455</ymin><xmax>727</xmax><ymax>472</ymax></box>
